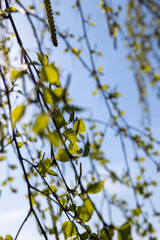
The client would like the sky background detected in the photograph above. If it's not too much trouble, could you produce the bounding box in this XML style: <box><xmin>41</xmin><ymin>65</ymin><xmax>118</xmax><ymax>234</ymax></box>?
<box><xmin>0</xmin><ymin>0</ymin><xmax>160</xmax><ymax>239</ymax></box>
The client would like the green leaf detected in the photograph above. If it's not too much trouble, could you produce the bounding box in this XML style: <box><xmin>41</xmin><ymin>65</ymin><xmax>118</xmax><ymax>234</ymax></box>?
<box><xmin>82</xmin><ymin>136</ymin><xmax>90</xmax><ymax>157</ymax></box>
<box><xmin>46</xmin><ymin>131</ymin><xmax>61</xmax><ymax>147</ymax></box>
<box><xmin>40</xmin><ymin>63</ymin><xmax>60</xmax><ymax>86</ymax></box>
<box><xmin>63</xmin><ymin>128</ymin><xmax>80</xmax><ymax>143</ymax></box>
<box><xmin>76</xmin><ymin>199</ymin><xmax>94</xmax><ymax>223</ymax></box>
<box><xmin>73</xmin><ymin>117</ymin><xmax>86</xmax><ymax>134</ymax></box>
<box><xmin>87</xmin><ymin>179</ymin><xmax>105</xmax><ymax>194</ymax></box>
<box><xmin>62</xmin><ymin>221</ymin><xmax>78</xmax><ymax>240</ymax></box>
<box><xmin>27</xmin><ymin>5</ymin><xmax>35</xmax><ymax>10</ymax></box>
<box><xmin>32</xmin><ymin>113</ymin><xmax>49</xmax><ymax>135</ymax></box>
<box><xmin>63</xmin><ymin>105</ymin><xmax>83</xmax><ymax>112</ymax></box>
<box><xmin>36</xmin><ymin>52</ymin><xmax>48</xmax><ymax>65</ymax></box>
<box><xmin>9</xmin><ymin>164</ymin><xmax>17</xmax><ymax>170</ymax></box>
<box><xmin>68</xmin><ymin>111</ymin><xmax>74</xmax><ymax>124</ymax></box>
<box><xmin>56</xmin><ymin>149</ymin><xmax>69</xmax><ymax>162</ymax></box>
<box><xmin>42</xmin><ymin>88</ymin><xmax>55</xmax><ymax>105</ymax></box>
<box><xmin>4</xmin><ymin>7</ymin><xmax>18</xmax><ymax>14</ymax></box>
<box><xmin>0</xmin><ymin>155</ymin><xmax>5</xmax><ymax>162</ymax></box>
<box><xmin>10</xmin><ymin>69</ymin><xmax>26</xmax><ymax>81</ymax></box>
<box><xmin>118</xmin><ymin>222</ymin><xmax>132</xmax><ymax>240</ymax></box>
<box><xmin>68</xmin><ymin>143</ymin><xmax>79</xmax><ymax>155</ymax></box>
<box><xmin>11</xmin><ymin>188</ymin><xmax>17</xmax><ymax>193</ymax></box>
<box><xmin>8</xmin><ymin>177</ymin><xmax>14</xmax><ymax>182</ymax></box>
<box><xmin>80</xmin><ymin>231</ymin><xmax>89</xmax><ymax>240</ymax></box>
<box><xmin>80</xmin><ymin>225</ymin><xmax>92</xmax><ymax>239</ymax></box>
<box><xmin>100</xmin><ymin>227</ymin><xmax>114</xmax><ymax>240</ymax></box>
<box><xmin>2</xmin><ymin>180</ymin><xmax>7</xmax><ymax>186</ymax></box>
<box><xmin>11</xmin><ymin>105</ymin><xmax>25</xmax><ymax>127</ymax></box>
<box><xmin>54</xmin><ymin>110</ymin><xmax>65</xmax><ymax>129</ymax></box>
<box><xmin>17</xmin><ymin>90</ymin><xmax>23</xmax><ymax>95</ymax></box>
<box><xmin>38</xmin><ymin>158</ymin><xmax>57</xmax><ymax>177</ymax></box>
<box><xmin>53</xmin><ymin>87</ymin><xmax>65</xmax><ymax>98</ymax></box>
<box><xmin>17</xmin><ymin>142</ymin><xmax>24</xmax><ymax>148</ymax></box>
<box><xmin>5</xmin><ymin>235</ymin><xmax>13</xmax><ymax>240</ymax></box>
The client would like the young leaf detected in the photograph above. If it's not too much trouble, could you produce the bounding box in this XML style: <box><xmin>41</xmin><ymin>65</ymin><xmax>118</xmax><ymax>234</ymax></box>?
<box><xmin>53</xmin><ymin>87</ymin><xmax>65</xmax><ymax>98</ymax></box>
<box><xmin>11</xmin><ymin>105</ymin><xmax>25</xmax><ymax>127</ymax></box>
<box><xmin>68</xmin><ymin>143</ymin><xmax>79</xmax><ymax>155</ymax></box>
<box><xmin>4</xmin><ymin>7</ymin><xmax>18</xmax><ymax>14</ymax></box>
<box><xmin>42</xmin><ymin>88</ymin><xmax>55</xmax><ymax>105</ymax></box>
<box><xmin>62</xmin><ymin>221</ymin><xmax>78</xmax><ymax>240</ymax></box>
<box><xmin>0</xmin><ymin>155</ymin><xmax>5</xmax><ymax>162</ymax></box>
<box><xmin>32</xmin><ymin>113</ymin><xmax>49</xmax><ymax>135</ymax></box>
<box><xmin>68</xmin><ymin>111</ymin><xmax>74</xmax><ymax>124</ymax></box>
<box><xmin>4</xmin><ymin>235</ymin><xmax>13</xmax><ymax>240</ymax></box>
<box><xmin>63</xmin><ymin>105</ymin><xmax>83</xmax><ymax>112</ymax></box>
<box><xmin>63</xmin><ymin>128</ymin><xmax>80</xmax><ymax>143</ymax></box>
<box><xmin>56</xmin><ymin>149</ymin><xmax>69</xmax><ymax>162</ymax></box>
<box><xmin>46</xmin><ymin>131</ymin><xmax>61</xmax><ymax>147</ymax></box>
<box><xmin>73</xmin><ymin>117</ymin><xmax>86</xmax><ymax>134</ymax></box>
<box><xmin>36</xmin><ymin>52</ymin><xmax>48</xmax><ymax>65</ymax></box>
<box><xmin>82</xmin><ymin>136</ymin><xmax>90</xmax><ymax>157</ymax></box>
<box><xmin>17</xmin><ymin>142</ymin><xmax>24</xmax><ymax>148</ymax></box>
<box><xmin>118</xmin><ymin>222</ymin><xmax>132</xmax><ymax>240</ymax></box>
<box><xmin>100</xmin><ymin>227</ymin><xmax>114</xmax><ymax>240</ymax></box>
<box><xmin>76</xmin><ymin>199</ymin><xmax>94</xmax><ymax>223</ymax></box>
<box><xmin>80</xmin><ymin>231</ymin><xmax>89</xmax><ymax>240</ymax></box>
<box><xmin>10</xmin><ymin>69</ymin><xmax>26</xmax><ymax>81</ymax></box>
<box><xmin>87</xmin><ymin>179</ymin><xmax>105</xmax><ymax>194</ymax></box>
<box><xmin>38</xmin><ymin>158</ymin><xmax>57</xmax><ymax>177</ymax></box>
<box><xmin>54</xmin><ymin>110</ymin><xmax>65</xmax><ymax>129</ymax></box>
<box><xmin>40</xmin><ymin>63</ymin><xmax>60</xmax><ymax>86</ymax></box>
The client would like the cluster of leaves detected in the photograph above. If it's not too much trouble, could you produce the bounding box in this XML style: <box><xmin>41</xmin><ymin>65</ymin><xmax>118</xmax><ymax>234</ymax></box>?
<box><xmin>126</xmin><ymin>0</ymin><xmax>160</xmax><ymax>112</ymax></box>
<box><xmin>0</xmin><ymin>0</ymin><xmax>160</xmax><ymax>240</ymax></box>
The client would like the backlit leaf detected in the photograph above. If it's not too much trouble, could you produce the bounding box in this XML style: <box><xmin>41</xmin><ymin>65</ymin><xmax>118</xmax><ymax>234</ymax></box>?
<box><xmin>4</xmin><ymin>7</ymin><xmax>18</xmax><ymax>14</ymax></box>
<box><xmin>63</xmin><ymin>105</ymin><xmax>83</xmax><ymax>112</ymax></box>
<box><xmin>39</xmin><ymin>158</ymin><xmax>57</xmax><ymax>177</ymax></box>
<box><xmin>0</xmin><ymin>155</ymin><xmax>5</xmax><ymax>162</ymax></box>
<box><xmin>80</xmin><ymin>231</ymin><xmax>89</xmax><ymax>240</ymax></box>
<box><xmin>118</xmin><ymin>222</ymin><xmax>132</xmax><ymax>240</ymax></box>
<box><xmin>68</xmin><ymin>143</ymin><xmax>79</xmax><ymax>155</ymax></box>
<box><xmin>68</xmin><ymin>111</ymin><xmax>74</xmax><ymax>124</ymax></box>
<box><xmin>63</xmin><ymin>128</ymin><xmax>80</xmax><ymax>143</ymax></box>
<box><xmin>36</xmin><ymin>52</ymin><xmax>48</xmax><ymax>65</ymax></box>
<box><xmin>32</xmin><ymin>113</ymin><xmax>49</xmax><ymax>134</ymax></box>
<box><xmin>54</xmin><ymin>110</ymin><xmax>65</xmax><ymax>129</ymax></box>
<box><xmin>42</xmin><ymin>88</ymin><xmax>55</xmax><ymax>105</ymax></box>
<box><xmin>56</xmin><ymin>149</ymin><xmax>69</xmax><ymax>162</ymax></box>
<box><xmin>100</xmin><ymin>227</ymin><xmax>114</xmax><ymax>240</ymax></box>
<box><xmin>11</xmin><ymin>105</ymin><xmax>25</xmax><ymax>127</ymax></box>
<box><xmin>71</xmin><ymin>48</ymin><xmax>82</xmax><ymax>57</ymax></box>
<box><xmin>103</xmin><ymin>85</ymin><xmax>109</xmax><ymax>90</ymax></box>
<box><xmin>53</xmin><ymin>87</ymin><xmax>65</xmax><ymax>98</ymax></box>
<box><xmin>62</xmin><ymin>221</ymin><xmax>78</xmax><ymax>240</ymax></box>
<box><xmin>98</xmin><ymin>66</ymin><xmax>103</xmax><ymax>73</ymax></box>
<box><xmin>40</xmin><ymin>63</ymin><xmax>60</xmax><ymax>86</ymax></box>
<box><xmin>82</xmin><ymin>136</ymin><xmax>90</xmax><ymax>157</ymax></box>
<box><xmin>76</xmin><ymin>199</ymin><xmax>94</xmax><ymax>223</ymax></box>
<box><xmin>87</xmin><ymin>179</ymin><xmax>105</xmax><ymax>194</ymax></box>
<box><xmin>46</xmin><ymin>131</ymin><xmax>61</xmax><ymax>147</ymax></box>
<box><xmin>17</xmin><ymin>142</ymin><xmax>24</xmax><ymax>148</ymax></box>
<box><xmin>73</xmin><ymin>117</ymin><xmax>86</xmax><ymax>134</ymax></box>
<box><xmin>10</xmin><ymin>69</ymin><xmax>26</xmax><ymax>81</ymax></box>
<box><xmin>5</xmin><ymin>235</ymin><xmax>13</xmax><ymax>240</ymax></box>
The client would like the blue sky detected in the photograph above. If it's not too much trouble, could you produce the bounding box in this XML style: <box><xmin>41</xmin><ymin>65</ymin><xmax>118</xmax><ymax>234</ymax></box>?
<box><xmin>0</xmin><ymin>0</ymin><xmax>160</xmax><ymax>239</ymax></box>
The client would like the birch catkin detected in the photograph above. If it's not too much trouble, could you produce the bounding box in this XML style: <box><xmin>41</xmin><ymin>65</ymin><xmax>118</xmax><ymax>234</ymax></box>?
<box><xmin>43</xmin><ymin>0</ymin><xmax>58</xmax><ymax>47</ymax></box>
